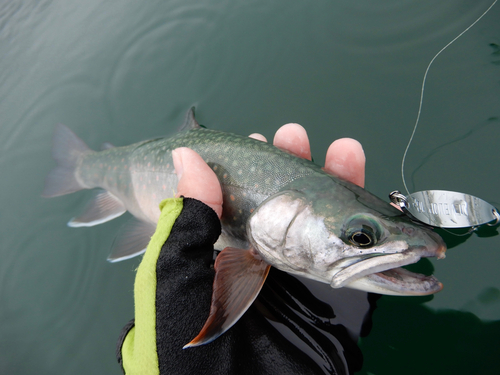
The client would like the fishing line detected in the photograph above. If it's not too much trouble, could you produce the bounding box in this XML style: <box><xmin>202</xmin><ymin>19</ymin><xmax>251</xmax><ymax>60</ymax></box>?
<box><xmin>390</xmin><ymin>0</ymin><xmax>500</xmax><ymax>232</ymax></box>
<box><xmin>401</xmin><ymin>0</ymin><xmax>498</xmax><ymax>196</ymax></box>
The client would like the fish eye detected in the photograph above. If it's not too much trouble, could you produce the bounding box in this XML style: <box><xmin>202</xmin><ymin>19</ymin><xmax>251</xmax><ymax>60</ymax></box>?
<box><xmin>343</xmin><ymin>214</ymin><xmax>382</xmax><ymax>248</ymax></box>
<box><xmin>349</xmin><ymin>230</ymin><xmax>373</xmax><ymax>247</ymax></box>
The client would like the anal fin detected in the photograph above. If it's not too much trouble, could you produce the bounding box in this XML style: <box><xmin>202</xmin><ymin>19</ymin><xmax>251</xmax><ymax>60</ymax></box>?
<box><xmin>183</xmin><ymin>247</ymin><xmax>270</xmax><ymax>348</ymax></box>
<box><xmin>68</xmin><ymin>189</ymin><xmax>126</xmax><ymax>227</ymax></box>
<box><xmin>107</xmin><ymin>218</ymin><xmax>157</xmax><ymax>262</ymax></box>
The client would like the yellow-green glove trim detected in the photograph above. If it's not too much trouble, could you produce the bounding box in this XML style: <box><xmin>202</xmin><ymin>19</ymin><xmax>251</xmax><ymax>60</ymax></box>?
<box><xmin>121</xmin><ymin>198</ymin><xmax>184</xmax><ymax>375</ymax></box>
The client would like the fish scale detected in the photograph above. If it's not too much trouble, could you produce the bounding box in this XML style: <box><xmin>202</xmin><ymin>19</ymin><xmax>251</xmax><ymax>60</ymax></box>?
<box><xmin>168</xmin><ymin>128</ymin><xmax>322</xmax><ymax>242</ymax></box>
<box><xmin>169</xmin><ymin>128</ymin><xmax>320</xmax><ymax>190</ymax></box>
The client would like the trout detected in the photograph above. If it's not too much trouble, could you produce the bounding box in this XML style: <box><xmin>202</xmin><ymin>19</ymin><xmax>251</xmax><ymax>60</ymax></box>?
<box><xmin>43</xmin><ymin>109</ymin><xmax>446</xmax><ymax>347</ymax></box>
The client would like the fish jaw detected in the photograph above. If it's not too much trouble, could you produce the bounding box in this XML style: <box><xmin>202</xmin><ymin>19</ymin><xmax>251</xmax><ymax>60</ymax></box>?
<box><xmin>247</xmin><ymin>183</ymin><xmax>447</xmax><ymax>297</ymax></box>
<box><xmin>343</xmin><ymin>267</ymin><xmax>444</xmax><ymax>296</ymax></box>
<box><xmin>329</xmin><ymin>243</ymin><xmax>446</xmax><ymax>296</ymax></box>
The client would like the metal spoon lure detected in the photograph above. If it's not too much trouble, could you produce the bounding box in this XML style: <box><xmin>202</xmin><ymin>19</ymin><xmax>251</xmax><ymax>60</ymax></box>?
<box><xmin>389</xmin><ymin>190</ymin><xmax>500</xmax><ymax>230</ymax></box>
<box><xmin>393</xmin><ymin>2</ymin><xmax>499</xmax><ymax>231</ymax></box>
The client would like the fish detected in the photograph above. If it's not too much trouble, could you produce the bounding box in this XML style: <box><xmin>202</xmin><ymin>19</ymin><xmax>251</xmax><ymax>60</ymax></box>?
<box><xmin>43</xmin><ymin>108</ymin><xmax>446</xmax><ymax>347</ymax></box>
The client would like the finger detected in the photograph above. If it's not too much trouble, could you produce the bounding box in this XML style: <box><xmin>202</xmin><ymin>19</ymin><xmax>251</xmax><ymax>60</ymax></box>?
<box><xmin>172</xmin><ymin>148</ymin><xmax>223</xmax><ymax>218</ymax></box>
<box><xmin>273</xmin><ymin>123</ymin><xmax>312</xmax><ymax>160</ymax></box>
<box><xmin>324</xmin><ymin>138</ymin><xmax>365</xmax><ymax>188</ymax></box>
<box><xmin>249</xmin><ymin>133</ymin><xmax>267</xmax><ymax>142</ymax></box>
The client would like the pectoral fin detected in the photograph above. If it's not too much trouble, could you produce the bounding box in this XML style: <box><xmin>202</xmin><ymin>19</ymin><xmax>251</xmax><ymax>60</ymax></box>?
<box><xmin>183</xmin><ymin>247</ymin><xmax>270</xmax><ymax>348</ymax></box>
<box><xmin>68</xmin><ymin>190</ymin><xmax>126</xmax><ymax>227</ymax></box>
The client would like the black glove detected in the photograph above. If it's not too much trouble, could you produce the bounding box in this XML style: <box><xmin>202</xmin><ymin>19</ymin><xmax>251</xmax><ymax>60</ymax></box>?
<box><xmin>117</xmin><ymin>197</ymin><xmax>369</xmax><ymax>375</ymax></box>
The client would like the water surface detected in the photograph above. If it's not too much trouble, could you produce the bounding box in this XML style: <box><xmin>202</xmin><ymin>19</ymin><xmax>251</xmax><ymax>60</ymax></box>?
<box><xmin>1</xmin><ymin>0</ymin><xmax>499</xmax><ymax>373</ymax></box>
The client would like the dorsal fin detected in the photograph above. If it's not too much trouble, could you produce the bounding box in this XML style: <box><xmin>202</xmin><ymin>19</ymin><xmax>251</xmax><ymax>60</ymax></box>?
<box><xmin>178</xmin><ymin>107</ymin><xmax>201</xmax><ymax>132</ymax></box>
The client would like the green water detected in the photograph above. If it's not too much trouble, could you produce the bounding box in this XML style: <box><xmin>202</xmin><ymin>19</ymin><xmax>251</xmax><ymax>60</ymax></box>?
<box><xmin>1</xmin><ymin>0</ymin><xmax>499</xmax><ymax>373</ymax></box>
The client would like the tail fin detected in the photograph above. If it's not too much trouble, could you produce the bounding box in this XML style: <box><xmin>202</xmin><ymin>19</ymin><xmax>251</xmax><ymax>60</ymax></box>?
<box><xmin>42</xmin><ymin>124</ymin><xmax>91</xmax><ymax>198</ymax></box>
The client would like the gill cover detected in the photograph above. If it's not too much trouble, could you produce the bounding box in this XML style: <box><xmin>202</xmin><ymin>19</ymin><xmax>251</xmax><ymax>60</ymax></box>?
<box><xmin>247</xmin><ymin>190</ymin><xmax>344</xmax><ymax>284</ymax></box>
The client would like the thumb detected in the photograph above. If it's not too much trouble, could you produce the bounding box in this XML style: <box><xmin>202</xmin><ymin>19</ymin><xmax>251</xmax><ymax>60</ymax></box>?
<box><xmin>172</xmin><ymin>147</ymin><xmax>223</xmax><ymax>218</ymax></box>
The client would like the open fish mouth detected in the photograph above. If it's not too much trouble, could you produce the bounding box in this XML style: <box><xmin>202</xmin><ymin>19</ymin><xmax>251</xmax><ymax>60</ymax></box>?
<box><xmin>359</xmin><ymin>266</ymin><xmax>443</xmax><ymax>295</ymax></box>
<box><xmin>331</xmin><ymin>244</ymin><xmax>446</xmax><ymax>296</ymax></box>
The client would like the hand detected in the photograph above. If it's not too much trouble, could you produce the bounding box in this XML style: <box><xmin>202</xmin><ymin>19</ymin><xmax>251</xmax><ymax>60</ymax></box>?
<box><xmin>173</xmin><ymin>124</ymin><xmax>366</xmax><ymax>216</ymax></box>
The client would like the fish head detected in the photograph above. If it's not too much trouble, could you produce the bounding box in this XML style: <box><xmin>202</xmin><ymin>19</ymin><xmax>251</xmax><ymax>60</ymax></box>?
<box><xmin>247</xmin><ymin>176</ymin><xmax>446</xmax><ymax>296</ymax></box>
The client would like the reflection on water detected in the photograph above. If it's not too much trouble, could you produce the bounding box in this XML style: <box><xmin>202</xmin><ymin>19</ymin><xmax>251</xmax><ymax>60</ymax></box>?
<box><xmin>256</xmin><ymin>270</ymin><xmax>374</xmax><ymax>374</ymax></box>
<box><xmin>252</xmin><ymin>269</ymin><xmax>372</xmax><ymax>375</ymax></box>
<box><xmin>1</xmin><ymin>0</ymin><xmax>500</xmax><ymax>374</ymax></box>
